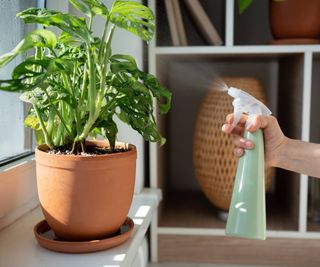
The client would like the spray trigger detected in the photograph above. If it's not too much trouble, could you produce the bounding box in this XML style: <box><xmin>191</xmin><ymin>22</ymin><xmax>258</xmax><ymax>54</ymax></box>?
<box><xmin>227</xmin><ymin>87</ymin><xmax>272</xmax><ymax>129</ymax></box>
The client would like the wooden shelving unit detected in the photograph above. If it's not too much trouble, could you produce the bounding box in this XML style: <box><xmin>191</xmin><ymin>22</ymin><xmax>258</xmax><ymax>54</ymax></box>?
<box><xmin>148</xmin><ymin>0</ymin><xmax>320</xmax><ymax>265</ymax></box>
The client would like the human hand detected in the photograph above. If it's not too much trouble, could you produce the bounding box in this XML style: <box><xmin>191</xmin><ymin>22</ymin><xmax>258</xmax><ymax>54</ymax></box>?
<box><xmin>221</xmin><ymin>114</ymin><xmax>287</xmax><ymax>167</ymax></box>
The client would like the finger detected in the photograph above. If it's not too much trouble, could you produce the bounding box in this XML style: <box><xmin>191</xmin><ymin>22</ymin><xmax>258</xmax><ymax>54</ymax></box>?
<box><xmin>232</xmin><ymin>135</ymin><xmax>254</xmax><ymax>149</ymax></box>
<box><xmin>222</xmin><ymin>123</ymin><xmax>245</xmax><ymax>136</ymax></box>
<box><xmin>246</xmin><ymin>115</ymin><xmax>270</xmax><ymax>132</ymax></box>
<box><xmin>234</xmin><ymin>147</ymin><xmax>244</xmax><ymax>157</ymax></box>
<box><xmin>226</xmin><ymin>113</ymin><xmax>248</xmax><ymax>126</ymax></box>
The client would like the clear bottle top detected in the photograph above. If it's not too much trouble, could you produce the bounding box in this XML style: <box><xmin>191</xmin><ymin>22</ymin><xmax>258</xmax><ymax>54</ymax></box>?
<box><xmin>227</xmin><ymin>87</ymin><xmax>272</xmax><ymax>129</ymax></box>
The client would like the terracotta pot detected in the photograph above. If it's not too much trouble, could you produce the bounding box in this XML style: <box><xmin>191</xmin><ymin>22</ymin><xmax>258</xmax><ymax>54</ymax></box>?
<box><xmin>35</xmin><ymin>141</ymin><xmax>136</xmax><ymax>241</ymax></box>
<box><xmin>269</xmin><ymin>0</ymin><xmax>320</xmax><ymax>41</ymax></box>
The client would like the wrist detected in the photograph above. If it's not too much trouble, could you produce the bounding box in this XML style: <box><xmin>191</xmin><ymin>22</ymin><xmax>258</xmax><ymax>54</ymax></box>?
<box><xmin>272</xmin><ymin>136</ymin><xmax>290</xmax><ymax>168</ymax></box>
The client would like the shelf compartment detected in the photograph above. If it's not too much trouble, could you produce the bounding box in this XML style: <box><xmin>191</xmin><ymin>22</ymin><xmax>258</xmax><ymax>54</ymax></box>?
<box><xmin>159</xmin><ymin>190</ymin><xmax>298</xmax><ymax>231</ymax></box>
<box><xmin>155</xmin><ymin>0</ymin><xmax>225</xmax><ymax>47</ymax></box>
<box><xmin>234</xmin><ymin>0</ymin><xmax>273</xmax><ymax>45</ymax></box>
<box><xmin>155</xmin><ymin>53</ymin><xmax>304</xmax><ymax>232</ymax></box>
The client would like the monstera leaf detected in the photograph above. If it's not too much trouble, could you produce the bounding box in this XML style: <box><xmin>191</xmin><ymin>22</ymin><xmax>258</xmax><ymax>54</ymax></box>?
<box><xmin>0</xmin><ymin>29</ymin><xmax>56</xmax><ymax>68</ymax></box>
<box><xmin>109</xmin><ymin>0</ymin><xmax>155</xmax><ymax>42</ymax></box>
<box><xmin>17</xmin><ymin>8</ymin><xmax>92</xmax><ymax>43</ymax></box>
<box><xmin>69</xmin><ymin>0</ymin><xmax>109</xmax><ymax>18</ymax></box>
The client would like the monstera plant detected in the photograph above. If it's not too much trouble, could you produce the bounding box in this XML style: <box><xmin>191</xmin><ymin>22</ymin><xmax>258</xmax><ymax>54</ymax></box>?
<box><xmin>0</xmin><ymin>0</ymin><xmax>171</xmax><ymax>249</ymax></box>
<box><xmin>0</xmin><ymin>0</ymin><xmax>171</xmax><ymax>153</ymax></box>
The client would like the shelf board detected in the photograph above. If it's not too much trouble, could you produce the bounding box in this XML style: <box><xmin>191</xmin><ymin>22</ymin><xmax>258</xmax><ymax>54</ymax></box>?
<box><xmin>159</xmin><ymin>191</ymin><xmax>298</xmax><ymax>231</ymax></box>
<box><xmin>158</xmin><ymin>234</ymin><xmax>320</xmax><ymax>265</ymax></box>
<box><xmin>153</xmin><ymin>45</ymin><xmax>320</xmax><ymax>55</ymax></box>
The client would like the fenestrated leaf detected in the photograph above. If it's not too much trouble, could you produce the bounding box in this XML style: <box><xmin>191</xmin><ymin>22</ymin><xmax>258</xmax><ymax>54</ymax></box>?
<box><xmin>12</xmin><ymin>57</ymin><xmax>51</xmax><ymax>79</ymax></box>
<box><xmin>94</xmin><ymin>117</ymin><xmax>118</xmax><ymax>150</ymax></box>
<box><xmin>109</xmin><ymin>0</ymin><xmax>155</xmax><ymax>42</ymax></box>
<box><xmin>138</xmin><ymin>71</ymin><xmax>172</xmax><ymax>114</ymax></box>
<box><xmin>109</xmin><ymin>53</ymin><xmax>171</xmax><ymax>115</ymax></box>
<box><xmin>46</xmin><ymin>82</ymin><xmax>77</xmax><ymax>108</ymax></box>
<box><xmin>20</xmin><ymin>88</ymin><xmax>47</xmax><ymax>105</ymax></box>
<box><xmin>117</xmin><ymin>106</ymin><xmax>165</xmax><ymax>145</ymax></box>
<box><xmin>0</xmin><ymin>74</ymin><xmax>47</xmax><ymax>92</ymax></box>
<box><xmin>0</xmin><ymin>29</ymin><xmax>57</xmax><ymax>68</ymax></box>
<box><xmin>69</xmin><ymin>0</ymin><xmax>109</xmax><ymax>18</ymax></box>
<box><xmin>17</xmin><ymin>8</ymin><xmax>93</xmax><ymax>43</ymax></box>
<box><xmin>110</xmin><ymin>54</ymin><xmax>138</xmax><ymax>75</ymax></box>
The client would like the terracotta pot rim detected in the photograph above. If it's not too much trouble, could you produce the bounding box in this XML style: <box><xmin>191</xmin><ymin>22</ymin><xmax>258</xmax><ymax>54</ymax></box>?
<box><xmin>36</xmin><ymin>140</ymin><xmax>136</xmax><ymax>160</ymax></box>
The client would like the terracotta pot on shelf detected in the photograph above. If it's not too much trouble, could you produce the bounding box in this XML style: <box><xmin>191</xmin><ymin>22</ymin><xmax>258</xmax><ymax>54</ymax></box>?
<box><xmin>35</xmin><ymin>140</ymin><xmax>136</xmax><ymax>241</ymax></box>
<box><xmin>269</xmin><ymin>0</ymin><xmax>320</xmax><ymax>44</ymax></box>
<box><xmin>193</xmin><ymin>77</ymin><xmax>273</xmax><ymax>211</ymax></box>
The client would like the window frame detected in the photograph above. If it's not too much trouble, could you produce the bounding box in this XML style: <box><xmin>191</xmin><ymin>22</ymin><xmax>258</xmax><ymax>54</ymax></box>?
<box><xmin>0</xmin><ymin>0</ymin><xmax>69</xmax><ymax>231</ymax></box>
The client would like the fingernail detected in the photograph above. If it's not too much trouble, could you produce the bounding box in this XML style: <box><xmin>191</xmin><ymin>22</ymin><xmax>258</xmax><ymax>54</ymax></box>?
<box><xmin>235</xmin><ymin>148</ymin><xmax>243</xmax><ymax>156</ymax></box>
<box><xmin>245</xmin><ymin>140</ymin><xmax>254</xmax><ymax>148</ymax></box>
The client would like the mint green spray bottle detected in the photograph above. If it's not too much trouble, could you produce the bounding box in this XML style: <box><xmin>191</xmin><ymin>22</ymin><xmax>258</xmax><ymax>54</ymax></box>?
<box><xmin>225</xmin><ymin>87</ymin><xmax>272</xmax><ymax>240</ymax></box>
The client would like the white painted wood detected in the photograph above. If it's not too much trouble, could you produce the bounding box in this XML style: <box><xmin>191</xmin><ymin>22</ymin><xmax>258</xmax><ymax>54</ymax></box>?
<box><xmin>0</xmin><ymin>188</ymin><xmax>161</xmax><ymax>267</ymax></box>
<box><xmin>0</xmin><ymin>156</ymin><xmax>37</xmax><ymax>230</ymax></box>
<box><xmin>151</xmin><ymin>212</ymin><xmax>159</xmax><ymax>263</ymax></box>
<box><xmin>299</xmin><ymin>52</ymin><xmax>313</xmax><ymax>233</ymax></box>
<box><xmin>225</xmin><ymin>0</ymin><xmax>234</xmax><ymax>46</ymax></box>
<box><xmin>158</xmin><ymin>227</ymin><xmax>320</xmax><ymax>239</ymax></box>
<box><xmin>149</xmin><ymin>3</ymin><xmax>159</xmax><ymax>260</ymax></box>
<box><xmin>148</xmin><ymin>0</ymin><xmax>159</xmax><ymax>189</ymax></box>
<box><xmin>154</xmin><ymin>45</ymin><xmax>320</xmax><ymax>55</ymax></box>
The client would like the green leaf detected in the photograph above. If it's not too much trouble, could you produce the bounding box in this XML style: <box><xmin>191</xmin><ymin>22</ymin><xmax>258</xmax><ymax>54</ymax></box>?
<box><xmin>17</xmin><ymin>8</ymin><xmax>93</xmax><ymax>43</ymax></box>
<box><xmin>0</xmin><ymin>74</ymin><xmax>46</xmax><ymax>92</ymax></box>
<box><xmin>109</xmin><ymin>0</ymin><xmax>155</xmax><ymax>42</ymax></box>
<box><xmin>238</xmin><ymin>0</ymin><xmax>253</xmax><ymax>14</ymax></box>
<box><xmin>24</xmin><ymin>113</ymin><xmax>45</xmax><ymax>144</ymax></box>
<box><xmin>109</xmin><ymin>53</ymin><xmax>171</xmax><ymax>115</ymax></box>
<box><xmin>20</xmin><ymin>88</ymin><xmax>47</xmax><ymax>105</ymax></box>
<box><xmin>69</xmin><ymin>0</ymin><xmax>109</xmax><ymax>18</ymax></box>
<box><xmin>138</xmin><ymin>71</ymin><xmax>172</xmax><ymax>114</ymax></box>
<box><xmin>117</xmin><ymin>106</ymin><xmax>165</xmax><ymax>145</ymax></box>
<box><xmin>110</xmin><ymin>54</ymin><xmax>138</xmax><ymax>74</ymax></box>
<box><xmin>46</xmin><ymin>82</ymin><xmax>77</xmax><ymax>108</ymax></box>
<box><xmin>0</xmin><ymin>29</ymin><xmax>56</xmax><ymax>68</ymax></box>
<box><xmin>95</xmin><ymin>117</ymin><xmax>118</xmax><ymax>150</ymax></box>
<box><xmin>12</xmin><ymin>57</ymin><xmax>51</xmax><ymax>79</ymax></box>
<box><xmin>24</xmin><ymin>113</ymin><xmax>41</xmax><ymax>130</ymax></box>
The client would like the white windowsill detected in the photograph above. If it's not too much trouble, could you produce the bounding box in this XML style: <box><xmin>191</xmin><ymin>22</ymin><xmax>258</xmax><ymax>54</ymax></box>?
<box><xmin>0</xmin><ymin>155</ymin><xmax>38</xmax><ymax>230</ymax></box>
<box><xmin>0</xmin><ymin>188</ymin><xmax>161</xmax><ymax>267</ymax></box>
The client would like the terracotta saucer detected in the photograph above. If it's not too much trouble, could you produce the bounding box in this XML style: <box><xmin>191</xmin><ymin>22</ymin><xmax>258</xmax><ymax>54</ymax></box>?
<box><xmin>34</xmin><ymin>217</ymin><xmax>134</xmax><ymax>253</ymax></box>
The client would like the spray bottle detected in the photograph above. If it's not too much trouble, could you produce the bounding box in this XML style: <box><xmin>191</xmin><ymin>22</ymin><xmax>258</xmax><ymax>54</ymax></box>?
<box><xmin>225</xmin><ymin>87</ymin><xmax>272</xmax><ymax>240</ymax></box>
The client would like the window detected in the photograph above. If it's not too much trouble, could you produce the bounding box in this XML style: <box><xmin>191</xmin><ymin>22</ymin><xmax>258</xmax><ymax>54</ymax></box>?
<box><xmin>0</xmin><ymin>0</ymin><xmax>45</xmax><ymax>164</ymax></box>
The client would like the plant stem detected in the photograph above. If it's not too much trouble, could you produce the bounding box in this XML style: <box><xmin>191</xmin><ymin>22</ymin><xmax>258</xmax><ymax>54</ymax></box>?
<box><xmin>88</xmin><ymin>15</ymin><xmax>93</xmax><ymax>31</ymax></box>
<box><xmin>78</xmin><ymin>26</ymin><xmax>116</xmax><ymax>142</ymax></box>
<box><xmin>43</xmin><ymin>89</ymin><xmax>73</xmax><ymax>139</ymax></box>
<box><xmin>87</xmin><ymin>46</ymin><xmax>96</xmax><ymax>117</ymax></box>
<box><xmin>33</xmin><ymin>105</ymin><xmax>53</xmax><ymax>148</ymax></box>
<box><xmin>98</xmin><ymin>19</ymin><xmax>109</xmax><ymax>63</ymax></box>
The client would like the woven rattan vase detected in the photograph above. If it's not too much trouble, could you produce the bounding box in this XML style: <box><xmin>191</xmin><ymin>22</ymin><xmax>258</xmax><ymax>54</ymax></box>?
<box><xmin>193</xmin><ymin>77</ymin><xmax>273</xmax><ymax>211</ymax></box>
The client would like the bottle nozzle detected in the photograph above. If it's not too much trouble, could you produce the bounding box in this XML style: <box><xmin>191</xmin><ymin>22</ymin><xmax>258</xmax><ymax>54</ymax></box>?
<box><xmin>227</xmin><ymin>87</ymin><xmax>271</xmax><ymax>129</ymax></box>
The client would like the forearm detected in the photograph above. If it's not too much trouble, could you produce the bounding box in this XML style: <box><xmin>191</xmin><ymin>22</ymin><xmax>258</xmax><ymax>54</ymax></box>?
<box><xmin>274</xmin><ymin>138</ymin><xmax>320</xmax><ymax>178</ymax></box>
